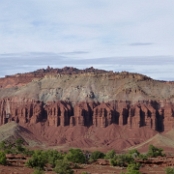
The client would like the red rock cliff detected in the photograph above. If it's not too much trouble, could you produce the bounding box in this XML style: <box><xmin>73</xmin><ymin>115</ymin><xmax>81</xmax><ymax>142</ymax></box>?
<box><xmin>0</xmin><ymin>67</ymin><xmax>174</xmax><ymax>135</ymax></box>
<box><xmin>0</xmin><ymin>98</ymin><xmax>174</xmax><ymax>132</ymax></box>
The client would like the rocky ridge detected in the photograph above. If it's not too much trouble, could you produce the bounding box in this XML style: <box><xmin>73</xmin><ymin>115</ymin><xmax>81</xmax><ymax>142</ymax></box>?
<box><xmin>0</xmin><ymin>67</ymin><xmax>174</xmax><ymax>149</ymax></box>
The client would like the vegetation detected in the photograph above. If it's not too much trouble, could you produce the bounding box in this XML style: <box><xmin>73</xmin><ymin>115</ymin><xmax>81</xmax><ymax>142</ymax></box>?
<box><xmin>105</xmin><ymin>149</ymin><xmax>116</xmax><ymax>159</ymax></box>
<box><xmin>44</xmin><ymin>149</ymin><xmax>64</xmax><ymax>167</ymax></box>
<box><xmin>138</xmin><ymin>154</ymin><xmax>148</xmax><ymax>161</ymax></box>
<box><xmin>25</xmin><ymin>150</ymin><xmax>47</xmax><ymax>170</ymax></box>
<box><xmin>147</xmin><ymin>144</ymin><xmax>165</xmax><ymax>157</ymax></box>
<box><xmin>0</xmin><ymin>138</ymin><xmax>27</xmax><ymax>155</ymax></box>
<box><xmin>64</xmin><ymin>148</ymin><xmax>85</xmax><ymax>164</ymax></box>
<box><xmin>54</xmin><ymin>160</ymin><xmax>74</xmax><ymax>174</ymax></box>
<box><xmin>125</xmin><ymin>163</ymin><xmax>141</xmax><ymax>174</ymax></box>
<box><xmin>0</xmin><ymin>151</ymin><xmax>6</xmax><ymax>165</ymax></box>
<box><xmin>0</xmin><ymin>139</ymin><xmax>168</xmax><ymax>174</ymax></box>
<box><xmin>165</xmin><ymin>167</ymin><xmax>174</xmax><ymax>174</ymax></box>
<box><xmin>110</xmin><ymin>153</ymin><xmax>135</xmax><ymax>167</ymax></box>
<box><xmin>128</xmin><ymin>149</ymin><xmax>140</xmax><ymax>157</ymax></box>
<box><xmin>32</xmin><ymin>169</ymin><xmax>44</xmax><ymax>174</ymax></box>
<box><xmin>120</xmin><ymin>163</ymin><xmax>141</xmax><ymax>174</ymax></box>
<box><xmin>89</xmin><ymin>150</ymin><xmax>105</xmax><ymax>162</ymax></box>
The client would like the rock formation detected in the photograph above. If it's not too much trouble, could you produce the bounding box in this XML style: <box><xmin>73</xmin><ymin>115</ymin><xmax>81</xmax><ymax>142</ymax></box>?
<box><xmin>0</xmin><ymin>67</ymin><xmax>174</xmax><ymax>148</ymax></box>
<box><xmin>45</xmin><ymin>101</ymin><xmax>73</xmax><ymax>127</ymax></box>
<box><xmin>0</xmin><ymin>98</ymin><xmax>43</xmax><ymax>125</ymax></box>
<box><xmin>0</xmin><ymin>97</ymin><xmax>174</xmax><ymax>133</ymax></box>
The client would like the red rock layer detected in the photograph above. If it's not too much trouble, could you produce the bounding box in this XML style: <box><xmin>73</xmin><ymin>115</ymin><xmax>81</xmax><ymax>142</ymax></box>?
<box><xmin>0</xmin><ymin>99</ymin><xmax>174</xmax><ymax>132</ymax></box>
<box><xmin>0</xmin><ymin>99</ymin><xmax>43</xmax><ymax>125</ymax></box>
<box><xmin>0</xmin><ymin>67</ymin><xmax>108</xmax><ymax>88</ymax></box>
<box><xmin>0</xmin><ymin>67</ymin><xmax>150</xmax><ymax>88</ymax></box>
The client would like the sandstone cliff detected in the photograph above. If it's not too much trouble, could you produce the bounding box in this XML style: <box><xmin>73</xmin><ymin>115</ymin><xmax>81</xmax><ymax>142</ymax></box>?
<box><xmin>0</xmin><ymin>67</ymin><xmax>174</xmax><ymax>149</ymax></box>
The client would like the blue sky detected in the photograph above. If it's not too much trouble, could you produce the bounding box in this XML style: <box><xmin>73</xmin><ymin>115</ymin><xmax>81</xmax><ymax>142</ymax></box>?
<box><xmin>0</xmin><ymin>0</ymin><xmax>174</xmax><ymax>80</ymax></box>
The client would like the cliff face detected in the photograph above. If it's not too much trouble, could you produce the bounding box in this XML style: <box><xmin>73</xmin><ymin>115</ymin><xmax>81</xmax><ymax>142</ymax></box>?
<box><xmin>0</xmin><ymin>98</ymin><xmax>174</xmax><ymax>132</ymax></box>
<box><xmin>0</xmin><ymin>67</ymin><xmax>174</xmax><ymax>149</ymax></box>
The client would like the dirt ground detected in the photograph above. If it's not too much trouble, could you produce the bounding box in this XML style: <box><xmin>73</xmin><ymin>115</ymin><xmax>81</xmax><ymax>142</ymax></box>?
<box><xmin>0</xmin><ymin>163</ymin><xmax>168</xmax><ymax>174</ymax></box>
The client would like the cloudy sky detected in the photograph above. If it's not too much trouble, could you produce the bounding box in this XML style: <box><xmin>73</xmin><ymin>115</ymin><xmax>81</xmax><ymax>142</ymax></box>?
<box><xmin>0</xmin><ymin>0</ymin><xmax>174</xmax><ymax>80</ymax></box>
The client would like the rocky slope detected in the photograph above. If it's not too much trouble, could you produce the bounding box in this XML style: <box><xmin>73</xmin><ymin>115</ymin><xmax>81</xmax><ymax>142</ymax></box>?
<box><xmin>0</xmin><ymin>67</ymin><xmax>174</xmax><ymax>150</ymax></box>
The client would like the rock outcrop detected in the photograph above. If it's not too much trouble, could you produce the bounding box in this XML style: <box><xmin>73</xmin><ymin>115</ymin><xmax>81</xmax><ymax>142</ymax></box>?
<box><xmin>0</xmin><ymin>67</ymin><xmax>174</xmax><ymax>149</ymax></box>
<box><xmin>0</xmin><ymin>98</ymin><xmax>43</xmax><ymax>125</ymax></box>
<box><xmin>0</xmin><ymin>97</ymin><xmax>174</xmax><ymax>133</ymax></box>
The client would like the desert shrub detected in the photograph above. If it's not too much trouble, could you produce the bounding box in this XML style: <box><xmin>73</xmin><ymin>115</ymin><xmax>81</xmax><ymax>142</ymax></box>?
<box><xmin>89</xmin><ymin>151</ymin><xmax>105</xmax><ymax>162</ymax></box>
<box><xmin>54</xmin><ymin>160</ymin><xmax>74</xmax><ymax>174</ymax></box>
<box><xmin>147</xmin><ymin>145</ymin><xmax>165</xmax><ymax>157</ymax></box>
<box><xmin>110</xmin><ymin>154</ymin><xmax>134</xmax><ymax>167</ymax></box>
<box><xmin>110</xmin><ymin>158</ymin><xmax>117</xmax><ymax>166</ymax></box>
<box><xmin>0</xmin><ymin>141</ymin><xmax>15</xmax><ymax>154</ymax></box>
<box><xmin>138</xmin><ymin>154</ymin><xmax>148</xmax><ymax>161</ymax></box>
<box><xmin>64</xmin><ymin>148</ymin><xmax>85</xmax><ymax>164</ymax></box>
<box><xmin>23</xmin><ymin>148</ymin><xmax>34</xmax><ymax>156</ymax></box>
<box><xmin>0</xmin><ymin>141</ymin><xmax>6</xmax><ymax>151</ymax></box>
<box><xmin>127</xmin><ymin>163</ymin><xmax>140</xmax><ymax>170</ymax></box>
<box><xmin>105</xmin><ymin>150</ymin><xmax>116</xmax><ymax>159</ymax></box>
<box><xmin>0</xmin><ymin>151</ymin><xmax>6</xmax><ymax>165</ymax></box>
<box><xmin>15</xmin><ymin>138</ymin><xmax>25</xmax><ymax>153</ymax></box>
<box><xmin>125</xmin><ymin>163</ymin><xmax>141</xmax><ymax>174</ymax></box>
<box><xmin>26</xmin><ymin>150</ymin><xmax>47</xmax><ymax>169</ymax></box>
<box><xmin>165</xmin><ymin>167</ymin><xmax>174</xmax><ymax>174</ymax></box>
<box><xmin>0</xmin><ymin>139</ymin><xmax>27</xmax><ymax>155</ymax></box>
<box><xmin>32</xmin><ymin>169</ymin><xmax>44</xmax><ymax>174</ymax></box>
<box><xmin>128</xmin><ymin>149</ymin><xmax>140</xmax><ymax>158</ymax></box>
<box><xmin>124</xmin><ymin>154</ymin><xmax>134</xmax><ymax>164</ymax></box>
<box><xmin>45</xmin><ymin>150</ymin><xmax>64</xmax><ymax>167</ymax></box>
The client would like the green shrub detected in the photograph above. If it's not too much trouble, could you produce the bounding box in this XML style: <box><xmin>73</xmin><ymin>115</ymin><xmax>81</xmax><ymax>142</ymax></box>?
<box><xmin>138</xmin><ymin>154</ymin><xmax>148</xmax><ymax>161</ymax></box>
<box><xmin>23</xmin><ymin>149</ymin><xmax>34</xmax><ymax>156</ymax></box>
<box><xmin>54</xmin><ymin>160</ymin><xmax>74</xmax><ymax>174</ymax></box>
<box><xmin>147</xmin><ymin>145</ymin><xmax>165</xmax><ymax>157</ymax></box>
<box><xmin>0</xmin><ymin>151</ymin><xmax>6</xmax><ymax>165</ymax></box>
<box><xmin>110</xmin><ymin>158</ymin><xmax>117</xmax><ymax>166</ymax></box>
<box><xmin>32</xmin><ymin>169</ymin><xmax>44</xmax><ymax>174</ymax></box>
<box><xmin>105</xmin><ymin>150</ymin><xmax>116</xmax><ymax>159</ymax></box>
<box><xmin>126</xmin><ymin>163</ymin><xmax>141</xmax><ymax>174</ymax></box>
<box><xmin>0</xmin><ymin>141</ymin><xmax>15</xmax><ymax>154</ymax></box>
<box><xmin>64</xmin><ymin>148</ymin><xmax>85</xmax><ymax>164</ymax></box>
<box><xmin>89</xmin><ymin>151</ymin><xmax>105</xmax><ymax>162</ymax></box>
<box><xmin>15</xmin><ymin>138</ymin><xmax>25</xmax><ymax>153</ymax></box>
<box><xmin>26</xmin><ymin>150</ymin><xmax>47</xmax><ymax>169</ymax></box>
<box><xmin>0</xmin><ymin>139</ymin><xmax>27</xmax><ymax>155</ymax></box>
<box><xmin>0</xmin><ymin>141</ymin><xmax>6</xmax><ymax>151</ymax></box>
<box><xmin>165</xmin><ymin>167</ymin><xmax>174</xmax><ymax>174</ymax></box>
<box><xmin>46</xmin><ymin>150</ymin><xmax>64</xmax><ymax>167</ymax></box>
<box><xmin>110</xmin><ymin>154</ymin><xmax>135</xmax><ymax>167</ymax></box>
<box><xmin>128</xmin><ymin>149</ymin><xmax>140</xmax><ymax>158</ymax></box>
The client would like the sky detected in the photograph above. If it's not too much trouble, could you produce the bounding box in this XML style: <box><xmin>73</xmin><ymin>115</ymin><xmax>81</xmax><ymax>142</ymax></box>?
<box><xmin>0</xmin><ymin>0</ymin><xmax>174</xmax><ymax>80</ymax></box>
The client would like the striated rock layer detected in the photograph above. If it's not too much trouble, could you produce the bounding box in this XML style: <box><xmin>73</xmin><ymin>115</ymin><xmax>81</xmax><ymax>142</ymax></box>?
<box><xmin>0</xmin><ymin>99</ymin><xmax>173</xmax><ymax>132</ymax></box>
<box><xmin>0</xmin><ymin>67</ymin><xmax>174</xmax><ymax>149</ymax></box>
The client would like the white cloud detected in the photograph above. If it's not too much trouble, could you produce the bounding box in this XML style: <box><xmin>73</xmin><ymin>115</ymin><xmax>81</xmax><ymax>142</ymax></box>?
<box><xmin>0</xmin><ymin>53</ymin><xmax>174</xmax><ymax>81</ymax></box>
<box><xmin>0</xmin><ymin>0</ymin><xmax>174</xmax><ymax>79</ymax></box>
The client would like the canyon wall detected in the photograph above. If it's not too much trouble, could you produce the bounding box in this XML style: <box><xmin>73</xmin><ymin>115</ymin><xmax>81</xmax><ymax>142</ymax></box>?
<box><xmin>0</xmin><ymin>67</ymin><xmax>174</xmax><ymax>135</ymax></box>
<box><xmin>0</xmin><ymin>98</ymin><xmax>174</xmax><ymax>132</ymax></box>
